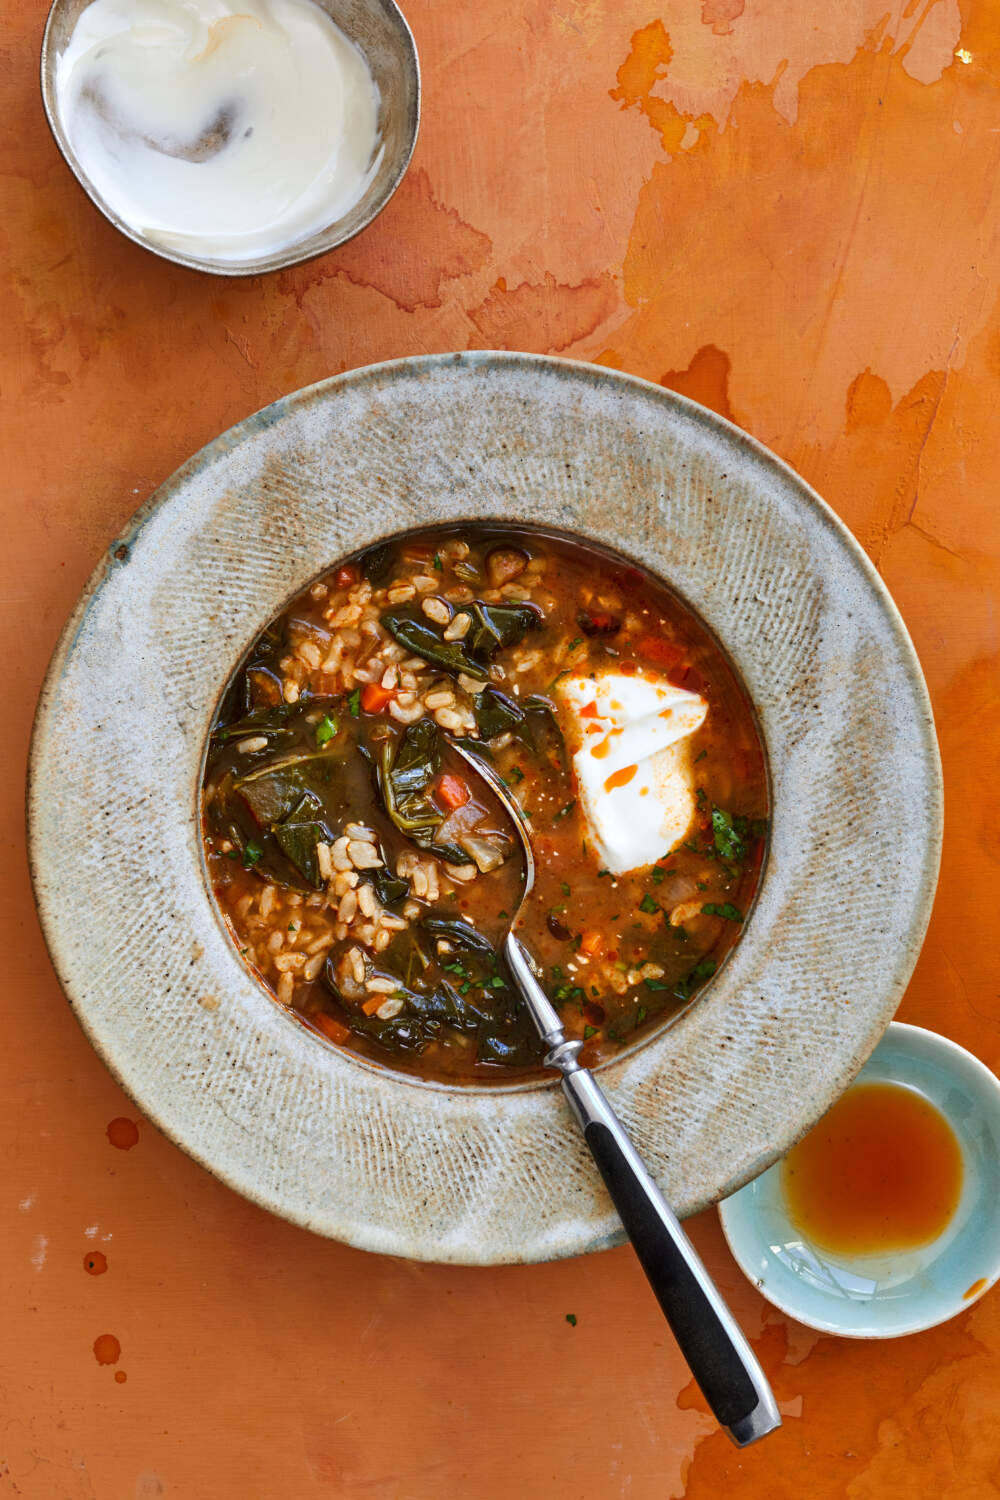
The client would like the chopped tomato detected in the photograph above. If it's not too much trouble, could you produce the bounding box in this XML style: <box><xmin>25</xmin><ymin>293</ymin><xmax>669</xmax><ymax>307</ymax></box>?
<box><xmin>636</xmin><ymin>633</ymin><xmax>684</xmax><ymax>670</ymax></box>
<box><xmin>579</xmin><ymin>929</ymin><xmax>605</xmax><ymax>958</ymax></box>
<box><xmin>313</xmin><ymin>1013</ymin><xmax>350</xmax><ymax>1044</ymax></box>
<box><xmin>436</xmin><ymin>774</ymin><xmax>470</xmax><ymax>809</ymax></box>
<box><xmin>579</xmin><ymin>700</ymin><xmax>599</xmax><ymax>718</ymax></box>
<box><xmin>360</xmin><ymin>682</ymin><xmax>395</xmax><ymax>713</ymax></box>
<box><xmin>334</xmin><ymin>565</ymin><xmax>358</xmax><ymax>588</ymax></box>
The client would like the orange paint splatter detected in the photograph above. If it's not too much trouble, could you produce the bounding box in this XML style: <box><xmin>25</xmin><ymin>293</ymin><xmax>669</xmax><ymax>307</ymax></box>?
<box><xmin>84</xmin><ymin>1252</ymin><xmax>108</xmax><ymax>1276</ymax></box>
<box><xmin>604</xmin><ymin>764</ymin><xmax>638</xmax><ymax>792</ymax></box>
<box><xmin>93</xmin><ymin>1334</ymin><xmax>121</xmax><ymax>1366</ymax></box>
<box><xmin>609</xmin><ymin>21</ymin><xmax>689</xmax><ymax>153</ymax></box>
<box><xmin>106</xmin><ymin>1118</ymin><xmax>139</xmax><ymax>1150</ymax></box>
<box><xmin>701</xmin><ymin>0</ymin><xmax>745</xmax><ymax>37</ymax></box>
<box><xmin>590</xmin><ymin>737</ymin><xmax>611</xmax><ymax>759</ymax></box>
<box><xmin>114</xmin><ymin>1370</ymin><xmax>128</xmax><ymax>1385</ymax></box>
<box><xmin>467</xmin><ymin>272</ymin><xmax>617</xmax><ymax>353</ymax></box>
<box><xmin>661</xmin><ymin>345</ymin><xmax>735</xmax><ymax>422</ymax></box>
<box><xmin>329</xmin><ymin>169</ymin><xmax>492</xmax><ymax>312</ymax></box>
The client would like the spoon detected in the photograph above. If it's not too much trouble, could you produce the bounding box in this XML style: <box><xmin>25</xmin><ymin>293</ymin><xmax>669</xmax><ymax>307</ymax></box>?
<box><xmin>451</xmin><ymin>742</ymin><xmax>782</xmax><ymax>1449</ymax></box>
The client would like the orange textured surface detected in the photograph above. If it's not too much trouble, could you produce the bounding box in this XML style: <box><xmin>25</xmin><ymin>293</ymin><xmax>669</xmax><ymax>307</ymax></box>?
<box><xmin>3</xmin><ymin>0</ymin><xmax>999</xmax><ymax>1494</ymax></box>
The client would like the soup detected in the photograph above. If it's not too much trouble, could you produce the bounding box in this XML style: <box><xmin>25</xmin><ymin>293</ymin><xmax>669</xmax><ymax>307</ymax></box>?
<box><xmin>202</xmin><ymin>528</ymin><xmax>767</xmax><ymax>1081</ymax></box>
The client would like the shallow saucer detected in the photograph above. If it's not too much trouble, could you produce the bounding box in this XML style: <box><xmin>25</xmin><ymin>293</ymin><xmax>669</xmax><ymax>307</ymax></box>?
<box><xmin>719</xmin><ymin>1022</ymin><xmax>1000</xmax><ymax>1337</ymax></box>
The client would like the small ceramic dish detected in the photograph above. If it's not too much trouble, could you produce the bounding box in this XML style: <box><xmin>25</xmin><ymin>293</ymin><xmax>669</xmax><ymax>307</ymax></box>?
<box><xmin>28</xmin><ymin>353</ymin><xmax>942</xmax><ymax>1263</ymax></box>
<box><xmin>39</xmin><ymin>0</ymin><xmax>420</xmax><ymax>276</ymax></box>
<box><xmin>720</xmin><ymin>1022</ymin><xmax>1000</xmax><ymax>1337</ymax></box>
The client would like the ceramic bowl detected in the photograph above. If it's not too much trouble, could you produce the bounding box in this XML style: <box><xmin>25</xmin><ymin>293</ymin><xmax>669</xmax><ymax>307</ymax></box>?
<box><xmin>719</xmin><ymin>1023</ymin><xmax>1000</xmax><ymax>1337</ymax></box>
<box><xmin>27</xmin><ymin>353</ymin><xmax>942</xmax><ymax>1263</ymax></box>
<box><xmin>39</xmin><ymin>0</ymin><xmax>420</xmax><ymax>276</ymax></box>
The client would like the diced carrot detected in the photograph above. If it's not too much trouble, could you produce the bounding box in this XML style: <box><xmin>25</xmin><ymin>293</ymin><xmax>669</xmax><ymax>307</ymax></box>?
<box><xmin>361</xmin><ymin>996</ymin><xmax>384</xmax><ymax>1017</ymax></box>
<box><xmin>313</xmin><ymin>1013</ymin><xmax>350</xmax><ymax>1044</ymax></box>
<box><xmin>579</xmin><ymin>929</ymin><xmax>605</xmax><ymax>958</ymax></box>
<box><xmin>579</xmin><ymin>700</ymin><xmax>599</xmax><ymax>718</ymax></box>
<box><xmin>437</xmin><ymin>773</ymin><xmax>470</xmax><ymax>809</ymax></box>
<box><xmin>360</xmin><ymin>681</ymin><xmax>394</xmax><ymax>713</ymax></box>
<box><xmin>334</xmin><ymin>565</ymin><xmax>358</xmax><ymax>588</ymax></box>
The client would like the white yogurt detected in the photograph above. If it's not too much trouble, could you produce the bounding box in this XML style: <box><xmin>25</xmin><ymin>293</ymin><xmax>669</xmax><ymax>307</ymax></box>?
<box><xmin>55</xmin><ymin>0</ymin><xmax>383</xmax><ymax>263</ymax></box>
<box><xmin>557</xmin><ymin>672</ymin><xmax>708</xmax><ymax>875</ymax></box>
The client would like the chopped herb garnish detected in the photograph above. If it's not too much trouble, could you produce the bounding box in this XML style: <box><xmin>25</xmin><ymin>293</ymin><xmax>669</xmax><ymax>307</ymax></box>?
<box><xmin>673</xmin><ymin>957</ymin><xmax>718</xmax><ymax>1001</ymax></box>
<box><xmin>243</xmin><ymin>840</ymin><xmax>263</xmax><ymax>868</ymax></box>
<box><xmin>553</xmin><ymin>800</ymin><xmax>576</xmax><ymax>822</ymax></box>
<box><xmin>567</xmin><ymin>637</ymin><xmax>584</xmax><ymax>652</ymax></box>
<box><xmin>697</xmin><ymin>881</ymin><xmax>708</xmax><ymax>892</ymax></box>
<box><xmin>694</xmin><ymin>748</ymin><xmax>708</xmax><ymax>763</ymax></box>
<box><xmin>565</xmin><ymin>1313</ymin><xmax>577</xmax><ymax>1327</ymax></box>
<box><xmin>644</xmin><ymin>977</ymin><xmax>669</xmax><ymax>991</ymax></box>
<box><xmin>433</xmin><ymin>553</ymin><xmax>443</xmax><ymax>571</ymax></box>
<box><xmin>597</xmin><ymin>868</ymin><xmax>611</xmax><ymax>879</ymax></box>
<box><xmin>315</xmin><ymin>713</ymin><xmax>338</xmax><ymax>745</ymax></box>
<box><xmin>560</xmin><ymin>881</ymin><xmax>571</xmax><ymax>898</ymax></box>
<box><xmin>583</xmin><ymin>1025</ymin><xmax>598</xmax><ymax>1040</ymax></box>
<box><xmin>702</xmin><ymin>902</ymin><xmax>744</xmax><ymax>922</ymax></box>
<box><xmin>695</xmin><ymin>787</ymin><xmax>707</xmax><ymax>806</ymax></box>
<box><xmin>508</xmin><ymin>765</ymin><xmax>525</xmax><ymax>783</ymax></box>
<box><xmin>639</xmin><ymin>893</ymin><xmax>659</xmax><ymax>915</ymax></box>
<box><xmin>712</xmin><ymin>806</ymin><xmax>747</xmax><ymax>863</ymax></box>
<box><xmin>347</xmin><ymin>688</ymin><xmax>361</xmax><ymax>718</ymax></box>
<box><xmin>651</xmin><ymin>865</ymin><xmax>666</xmax><ymax>884</ymax></box>
<box><xmin>636</xmin><ymin>1005</ymin><xmax>647</xmax><ymax>1023</ymax></box>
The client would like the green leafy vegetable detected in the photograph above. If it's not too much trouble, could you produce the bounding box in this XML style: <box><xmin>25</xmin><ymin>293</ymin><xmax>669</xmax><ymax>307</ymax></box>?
<box><xmin>639</xmin><ymin>893</ymin><xmax>660</xmax><ymax>914</ymax></box>
<box><xmin>315</xmin><ymin>713</ymin><xmax>338</xmax><ymax>746</ymax></box>
<box><xmin>712</xmin><ymin>806</ymin><xmax>747</xmax><ymax>863</ymax></box>
<box><xmin>381</xmin><ymin>612</ymin><xmax>489</xmax><ymax>680</ymax></box>
<box><xmin>348</xmin><ymin>688</ymin><xmax>361</xmax><ymax>718</ymax></box>
<box><xmin>672</xmin><ymin>957</ymin><xmax>718</xmax><ymax>1002</ymax></box>
<box><xmin>583</xmin><ymin>1025</ymin><xmax>598</xmax><ymax>1040</ymax></box>
<box><xmin>474</xmin><ymin>687</ymin><xmax>524</xmax><ymax>740</ymax></box>
<box><xmin>358</xmin><ymin>542</ymin><xmax>394</xmax><ymax>584</ymax></box>
<box><xmin>465</xmin><ymin>602</ymin><xmax>541</xmax><ymax>657</ymax></box>
<box><xmin>553</xmin><ymin>800</ymin><xmax>576</xmax><ymax>822</ymax></box>
<box><xmin>565</xmin><ymin>1314</ymin><xmax>578</xmax><ymax>1327</ymax></box>
<box><xmin>702</xmin><ymin>902</ymin><xmax>744</xmax><ymax>922</ymax></box>
<box><xmin>368</xmin><ymin>869</ymin><xmax>409</xmax><ymax>907</ymax></box>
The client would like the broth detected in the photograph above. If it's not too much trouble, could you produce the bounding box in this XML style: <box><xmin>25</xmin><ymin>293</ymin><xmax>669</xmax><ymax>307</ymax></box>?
<box><xmin>202</xmin><ymin>527</ymin><xmax>768</xmax><ymax>1081</ymax></box>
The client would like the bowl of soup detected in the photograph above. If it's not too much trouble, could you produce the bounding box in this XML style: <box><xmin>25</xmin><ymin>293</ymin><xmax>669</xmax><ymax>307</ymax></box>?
<box><xmin>28</xmin><ymin>352</ymin><xmax>942</xmax><ymax>1262</ymax></box>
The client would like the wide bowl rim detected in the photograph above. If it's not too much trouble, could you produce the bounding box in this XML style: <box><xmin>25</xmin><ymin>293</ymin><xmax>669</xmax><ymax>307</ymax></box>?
<box><xmin>38</xmin><ymin>0</ymin><xmax>421</xmax><ymax>278</ymax></box>
<box><xmin>27</xmin><ymin>351</ymin><xmax>944</xmax><ymax>1262</ymax></box>
<box><xmin>718</xmin><ymin>1022</ymin><xmax>1000</xmax><ymax>1338</ymax></box>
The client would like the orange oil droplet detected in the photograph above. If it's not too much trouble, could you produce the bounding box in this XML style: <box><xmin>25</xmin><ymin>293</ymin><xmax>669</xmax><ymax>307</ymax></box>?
<box><xmin>93</xmin><ymin>1334</ymin><xmax>121</xmax><ymax>1366</ymax></box>
<box><xmin>604</xmin><ymin>764</ymin><xmax>638</xmax><ymax>792</ymax></box>
<box><xmin>114</xmin><ymin>1370</ymin><xmax>128</xmax><ymax>1385</ymax></box>
<box><xmin>964</xmin><ymin>1278</ymin><xmax>988</xmax><ymax>1300</ymax></box>
<box><xmin>782</xmin><ymin>1082</ymin><xmax>963</xmax><ymax>1255</ymax></box>
<box><xmin>106</xmin><ymin>1118</ymin><xmax>139</xmax><ymax>1150</ymax></box>
<box><xmin>590</xmin><ymin>737</ymin><xmax>611</xmax><ymax>759</ymax></box>
<box><xmin>84</xmin><ymin>1251</ymin><xmax>108</xmax><ymax>1276</ymax></box>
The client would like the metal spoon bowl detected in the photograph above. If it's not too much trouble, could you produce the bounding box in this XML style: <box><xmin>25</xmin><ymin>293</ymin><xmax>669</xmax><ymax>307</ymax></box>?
<box><xmin>451</xmin><ymin>740</ymin><xmax>782</xmax><ymax>1449</ymax></box>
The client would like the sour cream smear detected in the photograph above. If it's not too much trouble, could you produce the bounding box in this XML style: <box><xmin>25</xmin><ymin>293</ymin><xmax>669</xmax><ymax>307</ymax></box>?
<box><xmin>55</xmin><ymin>0</ymin><xmax>383</xmax><ymax>263</ymax></box>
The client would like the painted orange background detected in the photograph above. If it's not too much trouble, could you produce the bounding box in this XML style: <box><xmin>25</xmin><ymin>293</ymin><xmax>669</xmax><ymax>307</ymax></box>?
<box><xmin>3</xmin><ymin>0</ymin><xmax>999</xmax><ymax>1494</ymax></box>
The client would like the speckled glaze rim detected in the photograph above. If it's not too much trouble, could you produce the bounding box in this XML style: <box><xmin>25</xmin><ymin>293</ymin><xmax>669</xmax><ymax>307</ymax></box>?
<box><xmin>39</xmin><ymin>0</ymin><xmax>420</xmax><ymax>277</ymax></box>
<box><xmin>27</xmin><ymin>353</ymin><xmax>943</xmax><ymax>1263</ymax></box>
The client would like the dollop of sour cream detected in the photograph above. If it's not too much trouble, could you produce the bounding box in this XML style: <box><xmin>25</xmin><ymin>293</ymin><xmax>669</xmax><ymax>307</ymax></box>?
<box><xmin>55</xmin><ymin>0</ymin><xmax>383</xmax><ymax>263</ymax></box>
<box><xmin>557</xmin><ymin>672</ymin><xmax>708</xmax><ymax>875</ymax></box>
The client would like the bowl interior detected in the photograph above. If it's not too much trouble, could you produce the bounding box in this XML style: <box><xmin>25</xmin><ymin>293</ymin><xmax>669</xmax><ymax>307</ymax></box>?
<box><xmin>719</xmin><ymin>1023</ymin><xmax>1000</xmax><ymax>1337</ymax></box>
<box><xmin>40</xmin><ymin>0</ymin><xmax>420</xmax><ymax>276</ymax></box>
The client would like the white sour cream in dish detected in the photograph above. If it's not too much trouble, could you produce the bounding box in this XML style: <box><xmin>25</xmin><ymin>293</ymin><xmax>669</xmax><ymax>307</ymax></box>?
<box><xmin>55</xmin><ymin>0</ymin><xmax>383</xmax><ymax>264</ymax></box>
<box><xmin>557</xmin><ymin>672</ymin><xmax>708</xmax><ymax>875</ymax></box>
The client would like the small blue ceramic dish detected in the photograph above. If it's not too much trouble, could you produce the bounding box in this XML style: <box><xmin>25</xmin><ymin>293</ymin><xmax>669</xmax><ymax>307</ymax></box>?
<box><xmin>719</xmin><ymin>1022</ymin><xmax>1000</xmax><ymax>1338</ymax></box>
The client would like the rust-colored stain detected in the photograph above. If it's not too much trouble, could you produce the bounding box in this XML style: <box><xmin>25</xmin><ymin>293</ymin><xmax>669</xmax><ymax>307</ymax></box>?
<box><xmin>114</xmin><ymin>1370</ymin><xmax>128</xmax><ymax>1385</ymax></box>
<box><xmin>93</xmin><ymin>1335</ymin><xmax>121</xmax><ymax>1366</ymax></box>
<box><xmin>4</xmin><ymin>0</ymin><xmax>999</xmax><ymax>1492</ymax></box>
<box><xmin>106</xmin><ymin>1117</ymin><xmax>139</xmax><ymax>1150</ymax></box>
<box><xmin>84</xmin><ymin>1251</ymin><xmax>108</xmax><ymax>1276</ymax></box>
